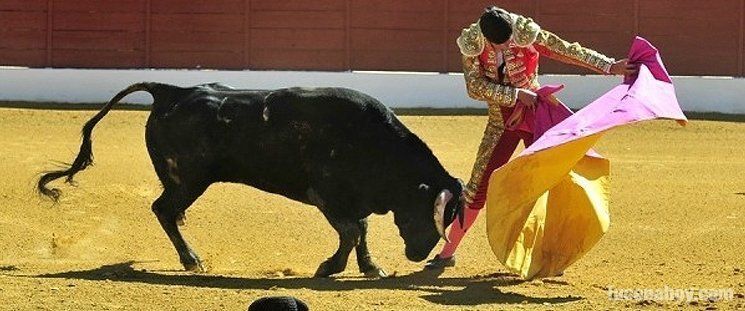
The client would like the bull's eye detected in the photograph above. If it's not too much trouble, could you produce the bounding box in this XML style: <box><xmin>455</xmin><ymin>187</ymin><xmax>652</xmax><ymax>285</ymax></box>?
<box><xmin>418</xmin><ymin>183</ymin><xmax>430</xmax><ymax>191</ymax></box>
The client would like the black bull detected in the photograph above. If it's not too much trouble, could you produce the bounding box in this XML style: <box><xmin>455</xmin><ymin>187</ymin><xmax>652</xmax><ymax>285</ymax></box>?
<box><xmin>38</xmin><ymin>82</ymin><xmax>464</xmax><ymax>278</ymax></box>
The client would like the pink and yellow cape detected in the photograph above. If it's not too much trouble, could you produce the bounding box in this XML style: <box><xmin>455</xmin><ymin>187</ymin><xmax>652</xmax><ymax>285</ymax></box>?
<box><xmin>485</xmin><ymin>37</ymin><xmax>688</xmax><ymax>279</ymax></box>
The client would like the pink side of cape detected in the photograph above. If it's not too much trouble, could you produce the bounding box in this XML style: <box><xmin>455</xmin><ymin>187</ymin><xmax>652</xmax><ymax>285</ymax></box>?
<box><xmin>523</xmin><ymin>36</ymin><xmax>688</xmax><ymax>157</ymax></box>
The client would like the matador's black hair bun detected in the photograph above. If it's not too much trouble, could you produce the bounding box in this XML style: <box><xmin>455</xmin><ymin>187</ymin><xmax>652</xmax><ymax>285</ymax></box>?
<box><xmin>479</xmin><ymin>6</ymin><xmax>513</xmax><ymax>44</ymax></box>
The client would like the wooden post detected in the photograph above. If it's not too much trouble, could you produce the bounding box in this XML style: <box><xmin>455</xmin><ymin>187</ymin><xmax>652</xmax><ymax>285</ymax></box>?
<box><xmin>244</xmin><ymin>0</ymin><xmax>251</xmax><ymax>69</ymax></box>
<box><xmin>345</xmin><ymin>0</ymin><xmax>351</xmax><ymax>71</ymax></box>
<box><xmin>145</xmin><ymin>0</ymin><xmax>151</xmax><ymax>67</ymax></box>
<box><xmin>442</xmin><ymin>0</ymin><xmax>450</xmax><ymax>73</ymax></box>
<box><xmin>633</xmin><ymin>0</ymin><xmax>640</xmax><ymax>36</ymax></box>
<box><xmin>46</xmin><ymin>0</ymin><xmax>53</xmax><ymax>67</ymax></box>
<box><xmin>737</xmin><ymin>0</ymin><xmax>745</xmax><ymax>77</ymax></box>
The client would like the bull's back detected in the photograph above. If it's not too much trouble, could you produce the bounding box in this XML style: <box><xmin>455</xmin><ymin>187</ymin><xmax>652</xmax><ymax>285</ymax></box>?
<box><xmin>262</xmin><ymin>87</ymin><xmax>407</xmax><ymax>158</ymax></box>
<box><xmin>144</xmin><ymin>85</ymin><xmax>298</xmax><ymax>195</ymax></box>
<box><xmin>145</xmin><ymin>84</ymin><xmax>410</xmax><ymax>204</ymax></box>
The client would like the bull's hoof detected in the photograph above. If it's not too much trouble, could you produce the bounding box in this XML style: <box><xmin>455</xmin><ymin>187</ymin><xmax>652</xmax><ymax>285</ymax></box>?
<box><xmin>362</xmin><ymin>267</ymin><xmax>387</xmax><ymax>278</ymax></box>
<box><xmin>181</xmin><ymin>256</ymin><xmax>205</xmax><ymax>272</ymax></box>
<box><xmin>423</xmin><ymin>255</ymin><xmax>455</xmax><ymax>270</ymax></box>
<box><xmin>314</xmin><ymin>260</ymin><xmax>344</xmax><ymax>278</ymax></box>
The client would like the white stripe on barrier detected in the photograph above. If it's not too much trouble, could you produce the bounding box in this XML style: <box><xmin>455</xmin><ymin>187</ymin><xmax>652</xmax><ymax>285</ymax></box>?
<box><xmin>0</xmin><ymin>68</ymin><xmax>743</xmax><ymax>113</ymax></box>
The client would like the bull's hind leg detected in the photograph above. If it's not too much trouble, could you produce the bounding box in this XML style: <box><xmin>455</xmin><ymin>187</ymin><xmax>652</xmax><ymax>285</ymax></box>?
<box><xmin>152</xmin><ymin>187</ymin><xmax>207</xmax><ymax>272</ymax></box>
<box><xmin>314</xmin><ymin>216</ymin><xmax>360</xmax><ymax>278</ymax></box>
<box><xmin>355</xmin><ymin>218</ymin><xmax>386</xmax><ymax>278</ymax></box>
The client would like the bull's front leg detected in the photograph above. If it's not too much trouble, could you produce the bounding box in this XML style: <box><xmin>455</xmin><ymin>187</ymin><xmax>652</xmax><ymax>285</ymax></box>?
<box><xmin>151</xmin><ymin>188</ymin><xmax>206</xmax><ymax>272</ymax></box>
<box><xmin>354</xmin><ymin>218</ymin><xmax>386</xmax><ymax>278</ymax></box>
<box><xmin>314</xmin><ymin>216</ymin><xmax>359</xmax><ymax>277</ymax></box>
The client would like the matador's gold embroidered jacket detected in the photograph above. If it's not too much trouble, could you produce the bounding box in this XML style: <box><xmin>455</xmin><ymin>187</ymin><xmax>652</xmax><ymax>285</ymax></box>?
<box><xmin>457</xmin><ymin>13</ymin><xmax>616</xmax><ymax>203</ymax></box>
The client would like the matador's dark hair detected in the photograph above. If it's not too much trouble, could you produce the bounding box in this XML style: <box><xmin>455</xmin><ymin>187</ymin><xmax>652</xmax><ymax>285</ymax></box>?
<box><xmin>479</xmin><ymin>6</ymin><xmax>513</xmax><ymax>44</ymax></box>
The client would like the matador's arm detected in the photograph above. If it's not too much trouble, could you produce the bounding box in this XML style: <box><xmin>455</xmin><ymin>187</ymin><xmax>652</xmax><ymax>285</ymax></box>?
<box><xmin>533</xmin><ymin>30</ymin><xmax>615</xmax><ymax>74</ymax></box>
<box><xmin>510</xmin><ymin>13</ymin><xmax>616</xmax><ymax>74</ymax></box>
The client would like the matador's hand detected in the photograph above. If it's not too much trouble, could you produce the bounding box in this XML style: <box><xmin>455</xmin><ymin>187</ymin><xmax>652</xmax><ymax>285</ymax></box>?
<box><xmin>609</xmin><ymin>58</ymin><xmax>638</xmax><ymax>76</ymax></box>
<box><xmin>517</xmin><ymin>89</ymin><xmax>537</xmax><ymax>109</ymax></box>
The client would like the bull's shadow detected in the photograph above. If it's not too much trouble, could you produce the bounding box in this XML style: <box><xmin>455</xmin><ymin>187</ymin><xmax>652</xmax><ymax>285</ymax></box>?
<box><xmin>31</xmin><ymin>261</ymin><xmax>582</xmax><ymax>306</ymax></box>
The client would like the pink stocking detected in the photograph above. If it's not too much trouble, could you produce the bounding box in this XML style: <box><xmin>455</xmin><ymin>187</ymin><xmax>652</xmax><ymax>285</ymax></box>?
<box><xmin>439</xmin><ymin>206</ymin><xmax>481</xmax><ymax>258</ymax></box>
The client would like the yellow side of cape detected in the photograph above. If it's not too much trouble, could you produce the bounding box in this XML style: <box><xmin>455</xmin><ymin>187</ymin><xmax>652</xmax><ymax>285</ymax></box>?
<box><xmin>486</xmin><ymin>133</ymin><xmax>610</xmax><ymax>279</ymax></box>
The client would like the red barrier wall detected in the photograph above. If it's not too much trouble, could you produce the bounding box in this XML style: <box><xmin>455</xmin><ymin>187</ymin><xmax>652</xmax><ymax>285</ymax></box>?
<box><xmin>1</xmin><ymin>0</ymin><xmax>742</xmax><ymax>76</ymax></box>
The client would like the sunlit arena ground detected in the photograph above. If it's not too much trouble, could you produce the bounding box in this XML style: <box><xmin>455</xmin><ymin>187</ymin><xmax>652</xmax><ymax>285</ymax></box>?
<box><xmin>0</xmin><ymin>107</ymin><xmax>743</xmax><ymax>310</ymax></box>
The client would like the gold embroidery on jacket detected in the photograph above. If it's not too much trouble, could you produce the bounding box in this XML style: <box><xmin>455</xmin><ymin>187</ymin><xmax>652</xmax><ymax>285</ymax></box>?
<box><xmin>484</xmin><ymin>49</ymin><xmax>499</xmax><ymax>80</ymax></box>
<box><xmin>457</xmin><ymin>22</ymin><xmax>485</xmax><ymax>57</ymax></box>
<box><xmin>510</xmin><ymin>14</ymin><xmax>541</xmax><ymax>47</ymax></box>
<box><xmin>534</xmin><ymin>30</ymin><xmax>614</xmax><ymax>73</ymax></box>
<box><xmin>502</xmin><ymin>48</ymin><xmax>536</xmax><ymax>89</ymax></box>
<box><xmin>462</xmin><ymin>55</ymin><xmax>517</xmax><ymax>108</ymax></box>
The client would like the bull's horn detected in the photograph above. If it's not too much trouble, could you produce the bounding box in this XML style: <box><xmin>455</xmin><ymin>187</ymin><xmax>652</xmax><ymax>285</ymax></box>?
<box><xmin>433</xmin><ymin>189</ymin><xmax>453</xmax><ymax>242</ymax></box>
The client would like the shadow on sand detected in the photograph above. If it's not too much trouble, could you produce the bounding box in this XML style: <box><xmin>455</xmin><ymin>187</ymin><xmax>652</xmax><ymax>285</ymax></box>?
<box><xmin>27</xmin><ymin>261</ymin><xmax>582</xmax><ymax>306</ymax></box>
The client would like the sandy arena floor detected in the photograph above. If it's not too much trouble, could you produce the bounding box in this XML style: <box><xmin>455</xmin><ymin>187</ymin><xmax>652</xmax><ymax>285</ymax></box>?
<box><xmin>0</xmin><ymin>107</ymin><xmax>742</xmax><ymax>310</ymax></box>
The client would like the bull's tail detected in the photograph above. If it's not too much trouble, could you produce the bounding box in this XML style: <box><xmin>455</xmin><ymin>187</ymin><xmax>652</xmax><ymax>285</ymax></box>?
<box><xmin>37</xmin><ymin>82</ymin><xmax>164</xmax><ymax>201</ymax></box>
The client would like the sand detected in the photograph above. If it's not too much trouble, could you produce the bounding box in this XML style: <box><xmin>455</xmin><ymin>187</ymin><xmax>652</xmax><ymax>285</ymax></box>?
<box><xmin>0</xmin><ymin>108</ymin><xmax>742</xmax><ymax>310</ymax></box>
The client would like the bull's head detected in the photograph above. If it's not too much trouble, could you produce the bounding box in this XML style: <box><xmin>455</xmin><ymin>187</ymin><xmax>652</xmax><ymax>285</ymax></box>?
<box><xmin>393</xmin><ymin>178</ymin><xmax>464</xmax><ymax>262</ymax></box>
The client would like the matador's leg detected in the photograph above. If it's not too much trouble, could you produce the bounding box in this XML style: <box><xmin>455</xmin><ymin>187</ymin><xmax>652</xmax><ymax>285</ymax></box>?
<box><xmin>437</xmin><ymin>112</ymin><xmax>526</xmax><ymax>259</ymax></box>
